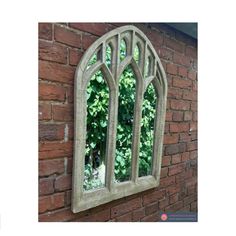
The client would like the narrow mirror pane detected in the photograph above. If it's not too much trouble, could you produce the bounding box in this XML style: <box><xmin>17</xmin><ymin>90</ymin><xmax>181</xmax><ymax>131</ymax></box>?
<box><xmin>120</xmin><ymin>39</ymin><xmax>127</xmax><ymax>61</ymax></box>
<box><xmin>84</xmin><ymin>70</ymin><xmax>109</xmax><ymax>191</ymax></box>
<box><xmin>87</xmin><ymin>53</ymin><xmax>97</xmax><ymax>69</ymax></box>
<box><xmin>106</xmin><ymin>44</ymin><xmax>112</xmax><ymax>68</ymax></box>
<box><xmin>139</xmin><ymin>83</ymin><xmax>157</xmax><ymax>177</ymax></box>
<box><xmin>144</xmin><ymin>56</ymin><xmax>152</xmax><ymax>77</ymax></box>
<box><xmin>115</xmin><ymin>65</ymin><xmax>136</xmax><ymax>182</ymax></box>
<box><xmin>134</xmin><ymin>44</ymin><xmax>140</xmax><ymax>64</ymax></box>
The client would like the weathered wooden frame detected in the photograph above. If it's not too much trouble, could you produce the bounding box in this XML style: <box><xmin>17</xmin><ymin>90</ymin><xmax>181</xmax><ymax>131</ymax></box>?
<box><xmin>72</xmin><ymin>25</ymin><xmax>168</xmax><ymax>213</ymax></box>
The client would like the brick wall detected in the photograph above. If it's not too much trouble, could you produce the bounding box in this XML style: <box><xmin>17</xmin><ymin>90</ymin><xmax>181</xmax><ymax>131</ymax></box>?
<box><xmin>38</xmin><ymin>22</ymin><xmax>197</xmax><ymax>222</ymax></box>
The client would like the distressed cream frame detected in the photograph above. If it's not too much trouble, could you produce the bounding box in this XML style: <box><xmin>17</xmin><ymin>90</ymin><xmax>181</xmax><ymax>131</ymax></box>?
<box><xmin>72</xmin><ymin>25</ymin><xmax>168</xmax><ymax>213</ymax></box>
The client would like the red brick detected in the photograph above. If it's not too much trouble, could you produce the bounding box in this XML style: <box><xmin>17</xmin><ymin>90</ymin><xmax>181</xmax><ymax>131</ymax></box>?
<box><xmin>39</xmin><ymin>192</ymin><xmax>65</xmax><ymax>213</ymax></box>
<box><xmin>66</xmin><ymin>157</ymin><xmax>73</xmax><ymax>174</ymax></box>
<box><xmin>168</xmin><ymin>87</ymin><xmax>182</xmax><ymax>99</ymax></box>
<box><xmin>193</xmin><ymin>112</ymin><xmax>197</xmax><ymax>121</ymax></box>
<box><xmin>39</xmin><ymin>207</ymin><xmax>84</xmax><ymax>222</ymax></box>
<box><xmin>187</xmin><ymin>185</ymin><xmax>196</xmax><ymax>195</ymax></box>
<box><xmin>69</xmin><ymin>23</ymin><xmax>115</xmax><ymax>36</ymax></box>
<box><xmin>159</xmin><ymin>175</ymin><xmax>175</xmax><ymax>188</ymax></box>
<box><xmin>191</xmin><ymin>131</ymin><xmax>197</xmax><ymax>141</ymax></box>
<box><xmin>39</xmin><ymin>60</ymin><xmax>75</xmax><ymax>84</ymax></box>
<box><xmin>68</xmin><ymin>123</ymin><xmax>74</xmax><ymax>140</ymax></box>
<box><xmin>161</xmin><ymin>167</ymin><xmax>168</xmax><ymax>178</ymax></box>
<box><xmin>54</xmin><ymin>25</ymin><xmax>81</xmax><ymax>48</ymax></box>
<box><xmin>141</xmin><ymin>212</ymin><xmax>159</xmax><ymax>222</ymax></box>
<box><xmin>145</xmin><ymin>202</ymin><xmax>158</xmax><ymax>215</ymax></box>
<box><xmin>39</xmin><ymin>124</ymin><xmax>64</xmax><ymax>141</ymax></box>
<box><xmin>184</xmin><ymin>195</ymin><xmax>196</xmax><ymax>206</ymax></box>
<box><xmin>190</xmin><ymin>150</ymin><xmax>197</xmax><ymax>160</ymax></box>
<box><xmin>172</xmin><ymin>111</ymin><xmax>184</xmax><ymax>121</ymax></box>
<box><xmin>172</xmin><ymin>154</ymin><xmax>181</xmax><ymax>164</ymax></box>
<box><xmin>175</xmin><ymin>172</ymin><xmax>186</xmax><ymax>184</ymax></box>
<box><xmin>39</xmin><ymin>141</ymin><xmax>73</xmax><ymax>159</ymax></box>
<box><xmin>180</xmin><ymin>205</ymin><xmax>191</xmax><ymax>211</ymax></box>
<box><xmin>168</xmin><ymin>163</ymin><xmax>185</xmax><ymax>176</ymax></box>
<box><xmin>171</xmin><ymin>100</ymin><xmax>190</xmax><ymax>110</ymax></box>
<box><xmin>193</xmin><ymin>81</ymin><xmax>197</xmax><ymax>91</ymax></box>
<box><xmin>55</xmin><ymin>175</ymin><xmax>72</xmax><ymax>191</ymax></box>
<box><xmin>39</xmin><ymin>23</ymin><xmax>52</xmax><ymax>40</ymax></box>
<box><xmin>190</xmin><ymin>122</ymin><xmax>197</xmax><ymax>131</ymax></box>
<box><xmin>160</xmin><ymin>59</ymin><xmax>166</xmax><ymax>70</ymax></box>
<box><xmin>185</xmin><ymin>177</ymin><xmax>197</xmax><ymax>188</ymax></box>
<box><xmin>181</xmin><ymin>152</ymin><xmax>190</xmax><ymax>162</ymax></box>
<box><xmin>173</xmin><ymin>53</ymin><xmax>191</xmax><ymax>67</ymax></box>
<box><xmin>132</xmin><ymin>208</ymin><xmax>145</xmax><ymax>221</ymax></box>
<box><xmin>116</xmin><ymin>212</ymin><xmax>132</xmax><ymax>222</ymax></box>
<box><xmin>164</xmin><ymin>122</ymin><xmax>169</xmax><ymax>133</ymax></box>
<box><xmin>164</xmin><ymin>134</ymin><xmax>179</xmax><ymax>144</ymax></box>
<box><xmin>178</xmin><ymin>66</ymin><xmax>187</xmax><ymax>78</ymax></box>
<box><xmin>142</xmin><ymin>189</ymin><xmax>165</xmax><ymax>206</ymax></box>
<box><xmin>169</xmin><ymin>193</ymin><xmax>179</xmax><ymax>204</ymax></box>
<box><xmin>164</xmin><ymin>37</ymin><xmax>184</xmax><ymax>53</ymax></box>
<box><xmin>39</xmin><ymin>159</ymin><xmax>65</xmax><ymax>176</ymax></box>
<box><xmin>179</xmin><ymin>133</ymin><xmax>191</xmax><ymax>142</ymax></box>
<box><xmin>165</xmin><ymin>143</ymin><xmax>186</xmax><ymax>155</ymax></box>
<box><xmin>166</xmin><ymin>184</ymin><xmax>181</xmax><ymax>196</ymax></box>
<box><xmin>188</xmin><ymin>70</ymin><xmax>197</xmax><ymax>80</ymax></box>
<box><xmin>161</xmin><ymin>156</ymin><xmax>171</xmax><ymax>167</ymax></box>
<box><xmin>167</xmin><ymin>76</ymin><xmax>172</xmax><ymax>87</ymax></box>
<box><xmin>170</xmin><ymin>123</ymin><xmax>189</xmax><ymax>133</ymax></box>
<box><xmin>81</xmin><ymin>33</ymin><xmax>98</xmax><ymax>50</ymax></box>
<box><xmin>165</xmin><ymin>111</ymin><xmax>172</xmax><ymax>121</ymax></box>
<box><xmin>173</xmin><ymin>76</ymin><xmax>192</xmax><ymax>89</ymax></box>
<box><xmin>79</xmin><ymin>208</ymin><xmax>111</xmax><ymax>222</ymax></box>
<box><xmin>39</xmin><ymin>40</ymin><xmax>67</xmax><ymax>64</ymax></box>
<box><xmin>191</xmin><ymin>101</ymin><xmax>197</xmax><ymax>111</ymax></box>
<box><xmin>39</xmin><ymin>83</ymin><xmax>66</xmax><ymax>101</ymax></box>
<box><xmin>187</xmin><ymin>141</ymin><xmax>197</xmax><ymax>151</ymax></box>
<box><xmin>186</xmin><ymin>46</ymin><xmax>197</xmax><ymax>58</ymax></box>
<box><xmin>65</xmin><ymin>190</ymin><xmax>71</xmax><ymax>206</ymax></box>
<box><xmin>69</xmin><ymin>48</ymin><xmax>83</xmax><ymax>66</ymax></box>
<box><xmin>191</xmin><ymin>201</ymin><xmax>197</xmax><ymax>211</ymax></box>
<box><xmin>39</xmin><ymin>178</ymin><xmax>54</xmax><ymax>195</ymax></box>
<box><xmin>111</xmin><ymin>197</ymin><xmax>141</xmax><ymax>218</ymax></box>
<box><xmin>183</xmin><ymin>90</ymin><xmax>197</xmax><ymax>101</ymax></box>
<box><xmin>184</xmin><ymin>111</ymin><xmax>192</xmax><ymax>121</ymax></box>
<box><xmin>159</xmin><ymin>197</ymin><xmax>169</xmax><ymax>209</ymax></box>
<box><xmin>148</xmin><ymin>30</ymin><xmax>164</xmax><ymax>48</ymax></box>
<box><xmin>39</xmin><ymin>103</ymin><xmax>51</xmax><ymax>120</ymax></box>
<box><xmin>166</xmin><ymin>63</ymin><xmax>177</xmax><ymax>75</ymax></box>
<box><xmin>165</xmin><ymin>201</ymin><xmax>183</xmax><ymax>211</ymax></box>
<box><xmin>52</xmin><ymin>104</ymin><xmax>73</xmax><ymax>121</ymax></box>
<box><xmin>66</xmin><ymin>86</ymin><xmax>74</xmax><ymax>103</ymax></box>
<box><xmin>158</xmin><ymin>47</ymin><xmax>173</xmax><ymax>60</ymax></box>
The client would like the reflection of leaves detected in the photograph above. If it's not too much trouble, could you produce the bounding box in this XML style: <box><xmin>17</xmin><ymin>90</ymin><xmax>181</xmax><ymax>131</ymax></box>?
<box><xmin>84</xmin><ymin>45</ymin><xmax>157</xmax><ymax>190</ymax></box>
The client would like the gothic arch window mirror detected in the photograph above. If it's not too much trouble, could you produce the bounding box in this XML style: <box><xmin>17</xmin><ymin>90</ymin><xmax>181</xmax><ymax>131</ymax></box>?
<box><xmin>72</xmin><ymin>25</ymin><xmax>168</xmax><ymax>213</ymax></box>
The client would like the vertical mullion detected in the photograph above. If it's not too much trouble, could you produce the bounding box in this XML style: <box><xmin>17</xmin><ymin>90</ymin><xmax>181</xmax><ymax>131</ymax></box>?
<box><xmin>105</xmin><ymin>89</ymin><xmax>118</xmax><ymax>191</ymax></box>
<box><xmin>131</xmin><ymin>30</ymin><xmax>135</xmax><ymax>56</ymax></box>
<box><xmin>106</xmin><ymin>34</ymin><xmax>119</xmax><ymax>191</ymax></box>
<box><xmin>131</xmin><ymin>87</ymin><xmax>143</xmax><ymax>183</ymax></box>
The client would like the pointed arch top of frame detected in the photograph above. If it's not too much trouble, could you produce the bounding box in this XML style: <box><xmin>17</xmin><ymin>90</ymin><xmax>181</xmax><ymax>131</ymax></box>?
<box><xmin>74</xmin><ymin>25</ymin><xmax>167</xmax><ymax>94</ymax></box>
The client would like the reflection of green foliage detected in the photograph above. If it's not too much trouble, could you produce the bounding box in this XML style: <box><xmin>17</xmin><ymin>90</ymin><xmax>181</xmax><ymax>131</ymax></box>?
<box><xmin>84</xmin><ymin>43</ymin><xmax>157</xmax><ymax>190</ymax></box>
<box><xmin>106</xmin><ymin>45</ymin><xmax>112</xmax><ymax>68</ymax></box>
<box><xmin>83</xmin><ymin>163</ymin><xmax>103</xmax><ymax>190</ymax></box>
<box><xmin>120</xmin><ymin>39</ymin><xmax>126</xmax><ymax>61</ymax></box>
<box><xmin>139</xmin><ymin>84</ymin><xmax>156</xmax><ymax>177</ymax></box>
<box><xmin>115</xmin><ymin>65</ymin><xmax>135</xmax><ymax>181</ymax></box>
<box><xmin>134</xmin><ymin>45</ymin><xmax>140</xmax><ymax>64</ymax></box>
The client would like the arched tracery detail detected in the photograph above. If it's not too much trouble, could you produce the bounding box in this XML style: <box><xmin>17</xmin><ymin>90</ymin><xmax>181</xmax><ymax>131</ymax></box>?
<box><xmin>72</xmin><ymin>25</ymin><xmax>168</xmax><ymax>213</ymax></box>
